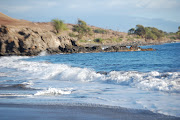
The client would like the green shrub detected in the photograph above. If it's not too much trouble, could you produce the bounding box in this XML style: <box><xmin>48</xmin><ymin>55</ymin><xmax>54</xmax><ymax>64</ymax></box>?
<box><xmin>129</xmin><ymin>25</ymin><xmax>165</xmax><ymax>40</ymax></box>
<box><xmin>135</xmin><ymin>35</ymin><xmax>141</xmax><ymax>39</ymax></box>
<box><xmin>151</xmin><ymin>27</ymin><xmax>164</xmax><ymax>39</ymax></box>
<box><xmin>94</xmin><ymin>29</ymin><xmax>107</xmax><ymax>34</ymax></box>
<box><xmin>69</xmin><ymin>33</ymin><xmax>77</xmax><ymax>37</ymax></box>
<box><xmin>119</xmin><ymin>35</ymin><xmax>124</xmax><ymax>38</ymax></box>
<box><xmin>127</xmin><ymin>38</ymin><xmax>134</xmax><ymax>41</ymax></box>
<box><xmin>134</xmin><ymin>25</ymin><xmax>146</xmax><ymax>37</ymax></box>
<box><xmin>146</xmin><ymin>31</ymin><xmax>157</xmax><ymax>40</ymax></box>
<box><xmin>79</xmin><ymin>39</ymin><xmax>87</xmax><ymax>43</ymax></box>
<box><xmin>128</xmin><ymin>28</ymin><xmax>135</xmax><ymax>35</ymax></box>
<box><xmin>117</xmin><ymin>38</ymin><xmax>123</xmax><ymax>42</ymax></box>
<box><xmin>94</xmin><ymin>38</ymin><xmax>104</xmax><ymax>43</ymax></box>
<box><xmin>51</xmin><ymin>19</ymin><xmax>68</xmax><ymax>34</ymax></box>
<box><xmin>106</xmin><ymin>37</ymin><xmax>122</xmax><ymax>43</ymax></box>
<box><xmin>170</xmin><ymin>36</ymin><xmax>177</xmax><ymax>40</ymax></box>
<box><xmin>73</xmin><ymin>19</ymin><xmax>92</xmax><ymax>39</ymax></box>
<box><xmin>176</xmin><ymin>27</ymin><xmax>180</xmax><ymax>39</ymax></box>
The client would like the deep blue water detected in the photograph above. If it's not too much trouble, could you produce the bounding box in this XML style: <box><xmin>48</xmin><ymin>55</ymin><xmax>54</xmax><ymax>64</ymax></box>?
<box><xmin>27</xmin><ymin>43</ymin><xmax>180</xmax><ymax>72</ymax></box>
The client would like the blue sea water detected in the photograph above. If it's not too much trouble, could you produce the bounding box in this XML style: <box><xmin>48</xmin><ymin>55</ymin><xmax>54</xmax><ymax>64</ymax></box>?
<box><xmin>0</xmin><ymin>43</ymin><xmax>180</xmax><ymax>117</ymax></box>
<box><xmin>26</xmin><ymin>43</ymin><xmax>180</xmax><ymax>73</ymax></box>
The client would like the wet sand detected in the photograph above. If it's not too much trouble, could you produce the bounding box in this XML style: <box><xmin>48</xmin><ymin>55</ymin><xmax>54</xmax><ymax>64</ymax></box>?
<box><xmin>0</xmin><ymin>103</ymin><xmax>179</xmax><ymax>120</ymax></box>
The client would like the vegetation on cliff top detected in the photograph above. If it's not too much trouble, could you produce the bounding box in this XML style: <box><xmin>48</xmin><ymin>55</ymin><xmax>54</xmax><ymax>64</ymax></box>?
<box><xmin>128</xmin><ymin>25</ymin><xmax>165</xmax><ymax>40</ymax></box>
<box><xmin>72</xmin><ymin>19</ymin><xmax>92</xmax><ymax>39</ymax></box>
<box><xmin>176</xmin><ymin>26</ymin><xmax>180</xmax><ymax>39</ymax></box>
<box><xmin>50</xmin><ymin>18</ymin><xmax>180</xmax><ymax>45</ymax></box>
<box><xmin>51</xmin><ymin>19</ymin><xmax>68</xmax><ymax>34</ymax></box>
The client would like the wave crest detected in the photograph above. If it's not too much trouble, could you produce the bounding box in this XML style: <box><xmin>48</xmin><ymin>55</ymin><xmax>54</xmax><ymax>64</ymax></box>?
<box><xmin>0</xmin><ymin>56</ymin><xmax>179</xmax><ymax>93</ymax></box>
<box><xmin>34</xmin><ymin>88</ymin><xmax>72</xmax><ymax>96</ymax></box>
<box><xmin>105</xmin><ymin>71</ymin><xmax>180</xmax><ymax>93</ymax></box>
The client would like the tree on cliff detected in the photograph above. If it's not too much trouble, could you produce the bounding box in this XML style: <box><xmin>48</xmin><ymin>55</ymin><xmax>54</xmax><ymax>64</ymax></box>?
<box><xmin>129</xmin><ymin>24</ymin><xmax>165</xmax><ymax>40</ymax></box>
<box><xmin>176</xmin><ymin>26</ymin><xmax>180</xmax><ymax>39</ymax></box>
<box><xmin>51</xmin><ymin>19</ymin><xmax>68</xmax><ymax>34</ymax></box>
<box><xmin>73</xmin><ymin>19</ymin><xmax>92</xmax><ymax>39</ymax></box>
<box><xmin>128</xmin><ymin>28</ymin><xmax>135</xmax><ymax>35</ymax></box>
<box><xmin>134</xmin><ymin>25</ymin><xmax>146</xmax><ymax>38</ymax></box>
<box><xmin>145</xmin><ymin>27</ymin><xmax>157</xmax><ymax>40</ymax></box>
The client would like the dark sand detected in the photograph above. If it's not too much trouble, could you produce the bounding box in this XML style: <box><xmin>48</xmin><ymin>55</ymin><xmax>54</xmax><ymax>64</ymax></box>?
<box><xmin>0</xmin><ymin>103</ymin><xmax>179</xmax><ymax>120</ymax></box>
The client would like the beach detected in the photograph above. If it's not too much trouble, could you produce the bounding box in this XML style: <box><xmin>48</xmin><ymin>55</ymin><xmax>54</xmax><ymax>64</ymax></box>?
<box><xmin>0</xmin><ymin>103</ymin><xmax>179</xmax><ymax>120</ymax></box>
<box><xmin>0</xmin><ymin>43</ymin><xmax>180</xmax><ymax>119</ymax></box>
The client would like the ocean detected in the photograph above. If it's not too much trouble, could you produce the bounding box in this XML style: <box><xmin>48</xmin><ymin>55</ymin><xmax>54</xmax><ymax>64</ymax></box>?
<box><xmin>0</xmin><ymin>43</ymin><xmax>180</xmax><ymax>118</ymax></box>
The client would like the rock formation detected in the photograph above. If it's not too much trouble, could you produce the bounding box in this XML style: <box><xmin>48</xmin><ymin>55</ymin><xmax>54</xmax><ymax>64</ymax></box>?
<box><xmin>0</xmin><ymin>12</ymin><xmax>155</xmax><ymax>56</ymax></box>
<box><xmin>0</xmin><ymin>25</ymin><xmax>155</xmax><ymax>56</ymax></box>
<box><xmin>0</xmin><ymin>25</ymin><xmax>75</xmax><ymax>55</ymax></box>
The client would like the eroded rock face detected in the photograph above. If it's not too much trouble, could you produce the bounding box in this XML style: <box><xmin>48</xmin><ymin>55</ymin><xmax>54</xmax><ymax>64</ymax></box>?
<box><xmin>0</xmin><ymin>25</ymin><xmax>76</xmax><ymax>56</ymax></box>
<box><xmin>0</xmin><ymin>25</ymin><xmax>155</xmax><ymax>56</ymax></box>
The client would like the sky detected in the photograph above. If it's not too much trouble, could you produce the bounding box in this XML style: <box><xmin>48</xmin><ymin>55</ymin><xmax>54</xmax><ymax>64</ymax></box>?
<box><xmin>0</xmin><ymin>0</ymin><xmax>180</xmax><ymax>32</ymax></box>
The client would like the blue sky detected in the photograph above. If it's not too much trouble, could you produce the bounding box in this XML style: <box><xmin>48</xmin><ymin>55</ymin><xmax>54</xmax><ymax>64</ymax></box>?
<box><xmin>0</xmin><ymin>0</ymin><xmax>180</xmax><ymax>32</ymax></box>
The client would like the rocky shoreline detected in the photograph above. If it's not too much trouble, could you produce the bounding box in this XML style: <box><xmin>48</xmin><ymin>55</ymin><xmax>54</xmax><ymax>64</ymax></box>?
<box><xmin>1</xmin><ymin>12</ymin><xmax>180</xmax><ymax>56</ymax></box>
<box><xmin>0</xmin><ymin>25</ymin><xmax>156</xmax><ymax>56</ymax></box>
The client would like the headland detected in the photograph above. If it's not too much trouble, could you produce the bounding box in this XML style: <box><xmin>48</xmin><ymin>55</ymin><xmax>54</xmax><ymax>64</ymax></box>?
<box><xmin>0</xmin><ymin>12</ymin><xmax>179</xmax><ymax>56</ymax></box>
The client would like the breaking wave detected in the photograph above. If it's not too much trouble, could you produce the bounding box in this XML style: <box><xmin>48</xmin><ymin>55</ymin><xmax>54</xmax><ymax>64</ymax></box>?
<box><xmin>38</xmin><ymin>51</ymin><xmax>48</xmax><ymax>56</ymax></box>
<box><xmin>34</xmin><ymin>88</ymin><xmax>72</xmax><ymax>96</ymax></box>
<box><xmin>0</xmin><ymin>56</ymin><xmax>179</xmax><ymax>93</ymax></box>
<box><xmin>105</xmin><ymin>71</ymin><xmax>180</xmax><ymax>93</ymax></box>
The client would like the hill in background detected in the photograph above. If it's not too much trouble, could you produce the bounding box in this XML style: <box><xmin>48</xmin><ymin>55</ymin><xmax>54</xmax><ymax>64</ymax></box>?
<box><xmin>0</xmin><ymin>12</ymin><xmax>179</xmax><ymax>46</ymax></box>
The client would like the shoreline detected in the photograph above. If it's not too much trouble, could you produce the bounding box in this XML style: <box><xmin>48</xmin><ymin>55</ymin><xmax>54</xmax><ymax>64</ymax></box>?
<box><xmin>1</xmin><ymin>12</ymin><xmax>180</xmax><ymax>56</ymax></box>
<box><xmin>0</xmin><ymin>41</ymin><xmax>179</xmax><ymax>56</ymax></box>
<box><xmin>82</xmin><ymin>40</ymin><xmax>180</xmax><ymax>47</ymax></box>
<box><xmin>0</xmin><ymin>103</ymin><xmax>179</xmax><ymax>120</ymax></box>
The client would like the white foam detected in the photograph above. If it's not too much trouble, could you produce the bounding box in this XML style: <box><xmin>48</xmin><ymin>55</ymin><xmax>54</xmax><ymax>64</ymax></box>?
<box><xmin>34</xmin><ymin>88</ymin><xmax>72</xmax><ymax>96</ymax></box>
<box><xmin>105</xmin><ymin>71</ymin><xmax>180</xmax><ymax>93</ymax></box>
<box><xmin>0</xmin><ymin>72</ymin><xmax>7</xmax><ymax>77</ymax></box>
<box><xmin>54</xmin><ymin>67</ymin><xmax>102</xmax><ymax>82</ymax></box>
<box><xmin>0</xmin><ymin>56</ymin><xmax>179</xmax><ymax>93</ymax></box>
<box><xmin>0</xmin><ymin>94</ymin><xmax>32</xmax><ymax>97</ymax></box>
<box><xmin>1</xmin><ymin>56</ymin><xmax>180</xmax><ymax>117</ymax></box>
<box><xmin>0</xmin><ymin>56</ymin><xmax>102</xmax><ymax>82</ymax></box>
<box><xmin>38</xmin><ymin>51</ymin><xmax>48</xmax><ymax>56</ymax></box>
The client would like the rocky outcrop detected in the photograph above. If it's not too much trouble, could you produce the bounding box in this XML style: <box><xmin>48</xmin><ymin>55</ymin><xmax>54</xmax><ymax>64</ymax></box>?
<box><xmin>0</xmin><ymin>25</ymin><xmax>77</xmax><ymax>56</ymax></box>
<box><xmin>104</xmin><ymin>46</ymin><xmax>128</xmax><ymax>52</ymax></box>
<box><xmin>103</xmin><ymin>45</ymin><xmax>155</xmax><ymax>52</ymax></box>
<box><xmin>0</xmin><ymin>25</ymin><xmax>155</xmax><ymax>56</ymax></box>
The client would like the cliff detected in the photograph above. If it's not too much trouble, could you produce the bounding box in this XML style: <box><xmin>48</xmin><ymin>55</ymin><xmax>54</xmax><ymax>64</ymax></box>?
<box><xmin>0</xmin><ymin>25</ymin><xmax>78</xmax><ymax>56</ymax></box>
<box><xmin>0</xmin><ymin>12</ymin><xmax>155</xmax><ymax>56</ymax></box>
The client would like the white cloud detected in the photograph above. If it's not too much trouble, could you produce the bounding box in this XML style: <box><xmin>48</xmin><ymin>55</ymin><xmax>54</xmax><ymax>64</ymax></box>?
<box><xmin>66</xmin><ymin>0</ymin><xmax>179</xmax><ymax>10</ymax></box>
<box><xmin>0</xmin><ymin>0</ymin><xmax>179</xmax><ymax>23</ymax></box>
<box><xmin>147</xmin><ymin>0</ymin><xmax>178</xmax><ymax>9</ymax></box>
<box><xmin>0</xmin><ymin>1</ymin><xmax>58</xmax><ymax>13</ymax></box>
<box><xmin>136</xmin><ymin>0</ymin><xmax>151</xmax><ymax>8</ymax></box>
<box><xmin>136</xmin><ymin>0</ymin><xmax>179</xmax><ymax>9</ymax></box>
<box><xmin>66</xmin><ymin>0</ymin><xmax>97</xmax><ymax>11</ymax></box>
<box><xmin>105</xmin><ymin>0</ymin><xmax>126</xmax><ymax>7</ymax></box>
<box><xmin>34</xmin><ymin>1</ymin><xmax>58</xmax><ymax>7</ymax></box>
<box><xmin>0</xmin><ymin>5</ymin><xmax>32</xmax><ymax>13</ymax></box>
